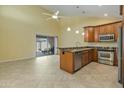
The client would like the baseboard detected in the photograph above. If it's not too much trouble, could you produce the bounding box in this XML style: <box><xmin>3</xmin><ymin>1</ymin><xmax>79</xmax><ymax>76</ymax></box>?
<box><xmin>0</xmin><ymin>55</ymin><xmax>35</xmax><ymax>63</ymax></box>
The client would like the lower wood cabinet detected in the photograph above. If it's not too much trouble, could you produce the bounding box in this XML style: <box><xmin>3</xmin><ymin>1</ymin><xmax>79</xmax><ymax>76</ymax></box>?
<box><xmin>60</xmin><ymin>51</ymin><xmax>73</xmax><ymax>73</ymax></box>
<box><xmin>114</xmin><ymin>49</ymin><xmax>118</xmax><ymax>66</ymax></box>
<box><xmin>82</xmin><ymin>51</ymin><xmax>89</xmax><ymax>66</ymax></box>
<box><xmin>88</xmin><ymin>49</ymin><xmax>94</xmax><ymax>62</ymax></box>
<box><xmin>60</xmin><ymin>50</ymin><xmax>93</xmax><ymax>74</ymax></box>
<box><xmin>82</xmin><ymin>49</ymin><xmax>94</xmax><ymax>66</ymax></box>
<box><xmin>60</xmin><ymin>48</ymin><xmax>118</xmax><ymax>74</ymax></box>
<box><xmin>93</xmin><ymin>48</ymin><xmax>98</xmax><ymax>62</ymax></box>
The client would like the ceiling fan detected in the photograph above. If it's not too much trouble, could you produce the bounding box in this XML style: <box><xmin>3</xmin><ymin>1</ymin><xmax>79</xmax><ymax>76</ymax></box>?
<box><xmin>42</xmin><ymin>10</ymin><xmax>64</xmax><ymax>21</ymax></box>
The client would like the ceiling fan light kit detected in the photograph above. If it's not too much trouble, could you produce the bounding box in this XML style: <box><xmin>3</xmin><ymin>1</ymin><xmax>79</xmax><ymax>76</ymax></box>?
<box><xmin>52</xmin><ymin>15</ymin><xmax>58</xmax><ymax>19</ymax></box>
<box><xmin>43</xmin><ymin>10</ymin><xmax>62</xmax><ymax>21</ymax></box>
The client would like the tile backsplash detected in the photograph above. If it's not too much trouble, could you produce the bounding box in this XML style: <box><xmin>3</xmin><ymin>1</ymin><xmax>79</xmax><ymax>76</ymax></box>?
<box><xmin>86</xmin><ymin>42</ymin><xmax>117</xmax><ymax>48</ymax></box>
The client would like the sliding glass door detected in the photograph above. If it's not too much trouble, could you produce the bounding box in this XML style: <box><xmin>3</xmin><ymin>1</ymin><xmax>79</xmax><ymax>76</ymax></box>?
<box><xmin>36</xmin><ymin>35</ymin><xmax>55</xmax><ymax>57</ymax></box>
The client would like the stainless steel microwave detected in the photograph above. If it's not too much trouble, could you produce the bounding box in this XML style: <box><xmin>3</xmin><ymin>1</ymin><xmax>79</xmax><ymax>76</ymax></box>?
<box><xmin>99</xmin><ymin>34</ymin><xmax>115</xmax><ymax>42</ymax></box>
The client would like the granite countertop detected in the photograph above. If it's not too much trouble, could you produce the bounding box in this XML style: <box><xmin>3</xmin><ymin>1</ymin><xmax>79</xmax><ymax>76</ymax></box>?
<box><xmin>60</xmin><ymin>48</ymin><xmax>93</xmax><ymax>53</ymax></box>
<box><xmin>58</xmin><ymin>46</ymin><xmax>117</xmax><ymax>53</ymax></box>
<box><xmin>58</xmin><ymin>46</ymin><xmax>117</xmax><ymax>50</ymax></box>
<box><xmin>69</xmin><ymin>48</ymin><xmax>93</xmax><ymax>53</ymax></box>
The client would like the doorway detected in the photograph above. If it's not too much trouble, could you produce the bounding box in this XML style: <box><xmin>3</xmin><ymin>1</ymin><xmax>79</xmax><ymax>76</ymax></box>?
<box><xmin>36</xmin><ymin>35</ymin><xmax>58</xmax><ymax>57</ymax></box>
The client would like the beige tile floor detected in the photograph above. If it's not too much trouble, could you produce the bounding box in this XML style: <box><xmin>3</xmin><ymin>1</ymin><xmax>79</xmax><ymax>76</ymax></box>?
<box><xmin>0</xmin><ymin>55</ymin><xmax>122</xmax><ymax>88</ymax></box>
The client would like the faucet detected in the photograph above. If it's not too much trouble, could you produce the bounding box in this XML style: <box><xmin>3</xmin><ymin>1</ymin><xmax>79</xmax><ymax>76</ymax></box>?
<box><xmin>75</xmin><ymin>42</ymin><xmax>81</xmax><ymax>49</ymax></box>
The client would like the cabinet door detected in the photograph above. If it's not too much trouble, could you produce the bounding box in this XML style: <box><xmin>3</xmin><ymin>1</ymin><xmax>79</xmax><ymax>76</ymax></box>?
<box><xmin>60</xmin><ymin>51</ymin><xmax>66</xmax><ymax>69</ymax></box>
<box><xmin>65</xmin><ymin>52</ymin><xmax>73</xmax><ymax>73</ymax></box>
<box><xmin>114</xmin><ymin>49</ymin><xmax>118</xmax><ymax>66</ymax></box>
<box><xmin>88</xmin><ymin>50</ymin><xmax>94</xmax><ymax>63</ymax></box>
<box><xmin>100</xmin><ymin>25</ymin><xmax>106</xmax><ymax>34</ymax></box>
<box><xmin>94</xmin><ymin>26</ymin><xmax>100</xmax><ymax>42</ymax></box>
<box><xmin>84</xmin><ymin>27</ymin><xmax>94</xmax><ymax>42</ymax></box>
<box><xmin>106</xmin><ymin>24</ymin><xmax>114</xmax><ymax>34</ymax></box>
<box><xmin>120</xmin><ymin>5</ymin><xmax>124</xmax><ymax>16</ymax></box>
<box><xmin>88</xmin><ymin>27</ymin><xmax>94</xmax><ymax>42</ymax></box>
<box><xmin>82</xmin><ymin>51</ymin><xmax>89</xmax><ymax>66</ymax></box>
<box><xmin>100</xmin><ymin>24</ymin><xmax>114</xmax><ymax>34</ymax></box>
<box><xmin>60</xmin><ymin>51</ymin><xmax>73</xmax><ymax>73</ymax></box>
<box><xmin>93</xmin><ymin>48</ymin><xmax>98</xmax><ymax>62</ymax></box>
<box><xmin>84</xmin><ymin>28</ymin><xmax>89</xmax><ymax>42</ymax></box>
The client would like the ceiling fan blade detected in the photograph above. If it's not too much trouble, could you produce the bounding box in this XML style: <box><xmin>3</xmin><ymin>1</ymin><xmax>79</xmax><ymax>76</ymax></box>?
<box><xmin>58</xmin><ymin>16</ymin><xmax>66</xmax><ymax>18</ymax></box>
<box><xmin>55</xmin><ymin>11</ymin><xmax>59</xmax><ymax>15</ymax></box>
<box><xmin>42</xmin><ymin>13</ymin><xmax>52</xmax><ymax>16</ymax></box>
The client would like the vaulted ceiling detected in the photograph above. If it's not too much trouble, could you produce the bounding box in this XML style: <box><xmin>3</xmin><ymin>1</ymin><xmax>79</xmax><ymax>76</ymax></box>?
<box><xmin>41</xmin><ymin>5</ymin><xmax>122</xmax><ymax>18</ymax></box>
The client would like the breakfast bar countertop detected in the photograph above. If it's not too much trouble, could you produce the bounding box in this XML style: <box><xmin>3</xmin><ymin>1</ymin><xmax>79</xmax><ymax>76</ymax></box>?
<box><xmin>59</xmin><ymin>47</ymin><xmax>94</xmax><ymax>53</ymax></box>
<box><xmin>68</xmin><ymin>48</ymin><xmax>94</xmax><ymax>53</ymax></box>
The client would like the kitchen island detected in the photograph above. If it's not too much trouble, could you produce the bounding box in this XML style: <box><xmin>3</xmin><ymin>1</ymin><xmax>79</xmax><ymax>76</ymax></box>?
<box><xmin>59</xmin><ymin>47</ymin><xmax>95</xmax><ymax>74</ymax></box>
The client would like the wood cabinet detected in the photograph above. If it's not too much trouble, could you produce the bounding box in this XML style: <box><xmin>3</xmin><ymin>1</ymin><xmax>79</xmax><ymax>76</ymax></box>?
<box><xmin>82</xmin><ymin>49</ymin><xmax>94</xmax><ymax>66</ymax></box>
<box><xmin>120</xmin><ymin>5</ymin><xmax>124</xmax><ymax>16</ymax></box>
<box><xmin>84</xmin><ymin>21</ymin><xmax>122</xmax><ymax>42</ymax></box>
<box><xmin>114</xmin><ymin>49</ymin><xmax>118</xmax><ymax>66</ymax></box>
<box><xmin>94</xmin><ymin>26</ymin><xmax>100</xmax><ymax>42</ymax></box>
<box><xmin>60</xmin><ymin>49</ymin><xmax>94</xmax><ymax>74</ymax></box>
<box><xmin>99</xmin><ymin>25</ymin><xmax>107</xmax><ymax>34</ymax></box>
<box><xmin>88</xmin><ymin>49</ymin><xmax>94</xmax><ymax>62</ymax></box>
<box><xmin>100</xmin><ymin>22</ymin><xmax>122</xmax><ymax>42</ymax></box>
<box><xmin>84</xmin><ymin>27</ymin><xmax>94</xmax><ymax>42</ymax></box>
<box><xmin>93</xmin><ymin>48</ymin><xmax>98</xmax><ymax>62</ymax></box>
<box><xmin>60</xmin><ymin>51</ymin><xmax>73</xmax><ymax>73</ymax></box>
<box><xmin>82</xmin><ymin>51</ymin><xmax>89</xmax><ymax>66</ymax></box>
<box><xmin>99</xmin><ymin>24</ymin><xmax>114</xmax><ymax>35</ymax></box>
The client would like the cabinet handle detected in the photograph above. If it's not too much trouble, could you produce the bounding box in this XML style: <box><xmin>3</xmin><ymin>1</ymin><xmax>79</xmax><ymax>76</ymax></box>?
<box><xmin>62</xmin><ymin>52</ymin><xmax>65</xmax><ymax>54</ymax></box>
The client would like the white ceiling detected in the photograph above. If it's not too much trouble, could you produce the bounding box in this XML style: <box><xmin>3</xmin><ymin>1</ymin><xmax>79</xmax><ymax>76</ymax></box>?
<box><xmin>41</xmin><ymin>5</ymin><xmax>122</xmax><ymax>18</ymax></box>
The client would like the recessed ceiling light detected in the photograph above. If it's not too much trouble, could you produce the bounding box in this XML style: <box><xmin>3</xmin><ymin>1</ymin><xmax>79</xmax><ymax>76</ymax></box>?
<box><xmin>75</xmin><ymin>30</ymin><xmax>79</xmax><ymax>34</ymax></box>
<box><xmin>82</xmin><ymin>11</ymin><xmax>86</xmax><ymax>14</ymax></box>
<box><xmin>67</xmin><ymin>27</ymin><xmax>71</xmax><ymax>31</ymax></box>
<box><xmin>98</xmin><ymin>5</ymin><xmax>102</xmax><ymax>6</ymax></box>
<box><xmin>104</xmin><ymin>13</ymin><xmax>108</xmax><ymax>17</ymax></box>
<box><xmin>76</xmin><ymin>6</ymin><xmax>79</xmax><ymax>8</ymax></box>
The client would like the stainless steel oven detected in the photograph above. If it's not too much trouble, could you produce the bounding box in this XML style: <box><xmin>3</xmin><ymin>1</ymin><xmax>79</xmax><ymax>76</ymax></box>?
<box><xmin>98</xmin><ymin>51</ymin><xmax>114</xmax><ymax>65</ymax></box>
<box><xmin>99</xmin><ymin>34</ymin><xmax>114</xmax><ymax>42</ymax></box>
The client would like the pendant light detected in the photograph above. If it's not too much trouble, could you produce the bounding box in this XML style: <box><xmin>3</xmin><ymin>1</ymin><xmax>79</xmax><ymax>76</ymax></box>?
<box><xmin>75</xmin><ymin>30</ymin><xmax>79</xmax><ymax>34</ymax></box>
<box><xmin>67</xmin><ymin>27</ymin><xmax>71</xmax><ymax>31</ymax></box>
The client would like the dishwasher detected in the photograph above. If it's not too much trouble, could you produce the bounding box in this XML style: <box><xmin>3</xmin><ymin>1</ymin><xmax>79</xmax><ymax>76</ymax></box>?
<box><xmin>74</xmin><ymin>51</ymin><xmax>82</xmax><ymax>71</ymax></box>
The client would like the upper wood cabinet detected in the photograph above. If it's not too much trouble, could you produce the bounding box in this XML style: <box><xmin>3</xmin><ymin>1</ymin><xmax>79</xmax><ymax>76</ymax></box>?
<box><xmin>99</xmin><ymin>25</ymin><xmax>107</xmax><ymax>34</ymax></box>
<box><xmin>94</xmin><ymin>26</ymin><xmax>100</xmax><ymax>42</ymax></box>
<box><xmin>120</xmin><ymin>5</ymin><xmax>124</xmax><ymax>16</ymax></box>
<box><xmin>100</xmin><ymin>24</ymin><xmax>114</xmax><ymax>35</ymax></box>
<box><xmin>84</xmin><ymin>27</ymin><xmax>94</xmax><ymax>42</ymax></box>
<box><xmin>84</xmin><ymin>21</ymin><xmax>122</xmax><ymax>42</ymax></box>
